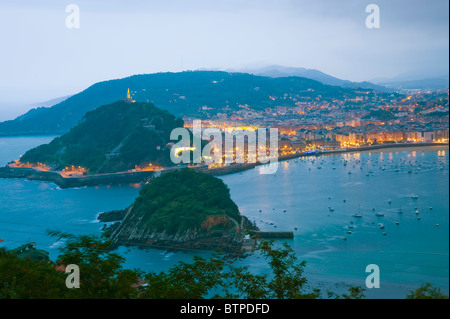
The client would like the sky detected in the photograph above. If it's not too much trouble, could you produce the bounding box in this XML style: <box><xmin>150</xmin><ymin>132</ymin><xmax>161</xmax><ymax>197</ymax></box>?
<box><xmin>0</xmin><ymin>0</ymin><xmax>448</xmax><ymax>120</ymax></box>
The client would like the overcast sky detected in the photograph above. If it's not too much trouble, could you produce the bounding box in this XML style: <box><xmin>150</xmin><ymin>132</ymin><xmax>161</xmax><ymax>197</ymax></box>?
<box><xmin>0</xmin><ymin>0</ymin><xmax>448</xmax><ymax>120</ymax></box>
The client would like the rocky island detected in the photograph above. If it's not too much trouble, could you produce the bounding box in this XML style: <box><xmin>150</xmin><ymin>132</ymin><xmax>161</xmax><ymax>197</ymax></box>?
<box><xmin>99</xmin><ymin>169</ymin><xmax>259</xmax><ymax>254</ymax></box>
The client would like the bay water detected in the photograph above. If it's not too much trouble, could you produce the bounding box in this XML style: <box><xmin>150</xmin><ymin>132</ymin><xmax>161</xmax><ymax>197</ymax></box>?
<box><xmin>0</xmin><ymin>136</ymin><xmax>448</xmax><ymax>298</ymax></box>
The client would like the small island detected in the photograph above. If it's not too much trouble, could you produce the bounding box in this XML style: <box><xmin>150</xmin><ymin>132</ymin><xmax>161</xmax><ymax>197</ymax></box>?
<box><xmin>100</xmin><ymin>169</ymin><xmax>259</xmax><ymax>254</ymax></box>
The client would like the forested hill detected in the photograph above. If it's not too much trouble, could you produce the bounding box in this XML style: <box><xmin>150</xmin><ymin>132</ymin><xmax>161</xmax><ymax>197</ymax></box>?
<box><xmin>0</xmin><ymin>71</ymin><xmax>369</xmax><ymax>136</ymax></box>
<box><xmin>123</xmin><ymin>168</ymin><xmax>243</xmax><ymax>235</ymax></box>
<box><xmin>19</xmin><ymin>100</ymin><xmax>183</xmax><ymax>174</ymax></box>
<box><xmin>108</xmin><ymin>168</ymin><xmax>252</xmax><ymax>252</ymax></box>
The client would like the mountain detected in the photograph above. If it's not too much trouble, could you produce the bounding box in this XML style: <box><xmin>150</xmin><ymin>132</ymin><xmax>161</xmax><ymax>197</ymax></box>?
<box><xmin>0</xmin><ymin>71</ymin><xmax>375</xmax><ymax>136</ymax></box>
<box><xmin>372</xmin><ymin>70</ymin><xmax>449</xmax><ymax>90</ymax></box>
<box><xmin>231</xmin><ymin>65</ymin><xmax>391</xmax><ymax>92</ymax></box>
<box><xmin>374</xmin><ymin>76</ymin><xmax>449</xmax><ymax>91</ymax></box>
<box><xmin>19</xmin><ymin>100</ymin><xmax>183</xmax><ymax>174</ymax></box>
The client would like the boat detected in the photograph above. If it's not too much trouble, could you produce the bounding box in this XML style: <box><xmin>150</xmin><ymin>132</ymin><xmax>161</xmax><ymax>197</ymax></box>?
<box><xmin>415</xmin><ymin>209</ymin><xmax>420</xmax><ymax>214</ymax></box>
<box><xmin>395</xmin><ymin>221</ymin><xmax>400</xmax><ymax>225</ymax></box>
<box><xmin>378</xmin><ymin>223</ymin><xmax>385</xmax><ymax>229</ymax></box>
<box><xmin>375</xmin><ymin>212</ymin><xmax>385</xmax><ymax>217</ymax></box>
<box><xmin>397</xmin><ymin>208</ymin><xmax>403</xmax><ymax>214</ymax></box>
<box><xmin>328</xmin><ymin>207</ymin><xmax>335</xmax><ymax>212</ymax></box>
<box><xmin>352</xmin><ymin>205</ymin><xmax>362</xmax><ymax>218</ymax></box>
<box><xmin>411</xmin><ymin>194</ymin><xmax>419</xmax><ymax>199</ymax></box>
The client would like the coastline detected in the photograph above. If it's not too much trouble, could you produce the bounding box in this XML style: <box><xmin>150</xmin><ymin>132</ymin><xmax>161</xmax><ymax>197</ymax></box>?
<box><xmin>0</xmin><ymin>142</ymin><xmax>447</xmax><ymax>188</ymax></box>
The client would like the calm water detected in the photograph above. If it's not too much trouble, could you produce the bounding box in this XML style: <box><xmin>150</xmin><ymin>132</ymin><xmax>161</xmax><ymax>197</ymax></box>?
<box><xmin>0</xmin><ymin>136</ymin><xmax>448</xmax><ymax>298</ymax></box>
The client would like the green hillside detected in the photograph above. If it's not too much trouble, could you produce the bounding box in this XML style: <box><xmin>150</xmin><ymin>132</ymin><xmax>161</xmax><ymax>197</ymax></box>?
<box><xmin>118</xmin><ymin>169</ymin><xmax>242</xmax><ymax>235</ymax></box>
<box><xmin>0</xmin><ymin>71</ymin><xmax>368</xmax><ymax>136</ymax></box>
<box><xmin>19</xmin><ymin>100</ymin><xmax>183</xmax><ymax>173</ymax></box>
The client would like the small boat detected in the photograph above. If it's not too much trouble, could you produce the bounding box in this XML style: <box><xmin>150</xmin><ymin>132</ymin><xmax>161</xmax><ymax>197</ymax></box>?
<box><xmin>352</xmin><ymin>214</ymin><xmax>362</xmax><ymax>218</ymax></box>
<box><xmin>415</xmin><ymin>210</ymin><xmax>420</xmax><ymax>214</ymax></box>
<box><xmin>375</xmin><ymin>212</ymin><xmax>385</xmax><ymax>217</ymax></box>
<box><xmin>328</xmin><ymin>207</ymin><xmax>335</xmax><ymax>212</ymax></box>
<box><xmin>347</xmin><ymin>231</ymin><xmax>352</xmax><ymax>234</ymax></box>
<box><xmin>397</xmin><ymin>208</ymin><xmax>403</xmax><ymax>214</ymax></box>
<box><xmin>395</xmin><ymin>221</ymin><xmax>400</xmax><ymax>225</ymax></box>
<box><xmin>378</xmin><ymin>223</ymin><xmax>385</xmax><ymax>229</ymax></box>
<box><xmin>411</xmin><ymin>194</ymin><xmax>419</xmax><ymax>199</ymax></box>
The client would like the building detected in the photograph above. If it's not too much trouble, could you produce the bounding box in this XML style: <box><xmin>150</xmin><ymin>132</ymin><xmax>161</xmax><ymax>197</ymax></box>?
<box><xmin>123</xmin><ymin>88</ymin><xmax>135</xmax><ymax>103</ymax></box>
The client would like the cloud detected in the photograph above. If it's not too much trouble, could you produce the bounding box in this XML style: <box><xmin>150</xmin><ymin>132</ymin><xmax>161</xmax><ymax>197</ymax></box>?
<box><xmin>0</xmin><ymin>0</ymin><xmax>447</xmax><ymax>107</ymax></box>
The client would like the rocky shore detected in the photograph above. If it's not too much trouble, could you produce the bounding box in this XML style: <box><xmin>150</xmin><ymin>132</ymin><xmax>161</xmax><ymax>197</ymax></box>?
<box><xmin>99</xmin><ymin>207</ymin><xmax>259</xmax><ymax>254</ymax></box>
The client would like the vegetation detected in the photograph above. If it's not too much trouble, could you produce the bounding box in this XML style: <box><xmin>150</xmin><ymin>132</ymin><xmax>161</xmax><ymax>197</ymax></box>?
<box><xmin>406</xmin><ymin>282</ymin><xmax>449</xmax><ymax>299</ymax></box>
<box><xmin>362</xmin><ymin>109</ymin><xmax>396</xmax><ymax>122</ymax></box>
<box><xmin>20</xmin><ymin>100</ymin><xmax>183</xmax><ymax>173</ymax></box>
<box><xmin>0</xmin><ymin>247</ymin><xmax>67</xmax><ymax>299</ymax></box>
<box><xmin>0</xmin><ymin>234</ymin><xmax>343</xmax><ymax>299</ymax></box>
<box><xmin>0</xmin><ymin>71</ymin><xmax>370</xmax><ymax>136</ymax></box>
<box><xmin>129</xmin><ymin>169</ymin><xmax>242</xmax><ymax>235</ymax></box>
<box><xmin>2</xmin><ymin>234</ymin><xmax>444</xmax><ymax>299</ymax></box>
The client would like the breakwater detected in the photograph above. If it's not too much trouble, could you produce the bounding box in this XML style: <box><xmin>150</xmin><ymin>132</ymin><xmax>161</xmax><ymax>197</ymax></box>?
<box><xmin>0</xmin><ymin>166</ymin><xmax>157</xmax><ymax>188</ymax></box>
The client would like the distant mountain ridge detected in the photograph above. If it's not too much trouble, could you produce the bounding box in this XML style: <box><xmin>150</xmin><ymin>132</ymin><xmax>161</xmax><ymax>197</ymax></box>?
<box><xmin>371</xmin><ymin>69</ymin><xmax>449</xmax><ymax>90</ymax></box>
<box><xmin>230</xmin><ymin>65</ymin><xmax>392</xmax><ymax>92</ymax></box>
<box><xmin>0</xmin><ymin>70</ymin><xmax>372</xmax><ymax>136</ymax></box>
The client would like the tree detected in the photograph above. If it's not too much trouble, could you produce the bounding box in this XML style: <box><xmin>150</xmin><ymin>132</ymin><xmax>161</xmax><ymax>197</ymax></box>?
<box><xmin>140</xmin><ymin>253</ymin><xmax>226</xmax><ymax>299</ymax></box>
<box><xmin>227</xmin><ymin>241</ymin><xmax>320</xmax><ymax>299</ymax></box>
<box><xmin>49</xmin><ymin>231</ymin><xmax>141</xmax><ymax>299</ymax></box>
<box><xmin>0</xmin><ymin>248</ymin><xmax>67</xmax><ymax>299</ymax></box>
<box><xmin>327</xmin><ymin>286</ymin><xmax>366</xmax><ymax>299</ymax></box>
<box><xmin>406</xmin><ymin>282</ymin><xmax>449</xmax><ymax>299</ymax></box>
